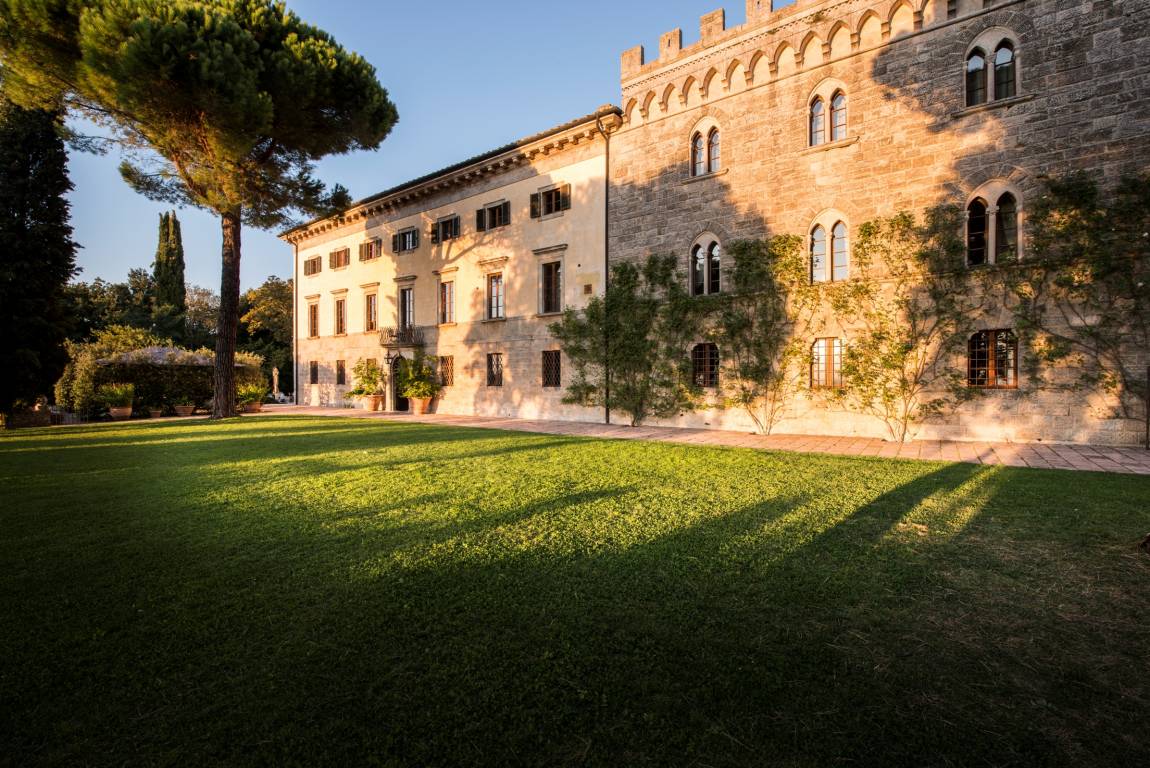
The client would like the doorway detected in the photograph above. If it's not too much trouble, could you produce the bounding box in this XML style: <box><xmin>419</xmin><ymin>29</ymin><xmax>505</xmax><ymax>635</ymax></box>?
<box><xmin>390</xmin><ymin>356</ymin><xmax>409</xmax><ymax>412</ymax></box>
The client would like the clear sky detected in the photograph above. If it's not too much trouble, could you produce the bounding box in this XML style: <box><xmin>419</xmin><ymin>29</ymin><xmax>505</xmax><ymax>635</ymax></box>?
<box><xmin>63</xmin><ymin>0</ymin><xmax>792</xmax><ymax>291</ymax></box>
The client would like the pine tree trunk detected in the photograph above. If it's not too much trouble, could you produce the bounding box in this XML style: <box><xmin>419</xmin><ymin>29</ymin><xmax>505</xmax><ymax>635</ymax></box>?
<box><xmin>211</xmin><ymin>209</ymin><xmax>242</xmax><ymax>419</ymax></box>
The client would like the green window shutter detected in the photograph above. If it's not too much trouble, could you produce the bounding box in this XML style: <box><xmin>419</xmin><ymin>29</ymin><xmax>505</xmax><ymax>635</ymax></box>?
<box><xmin>453</xmin><ymin>216</ymin><xmax>461</xmax><ymax>238</ymax></box>
<box><xmin>476</xmin><ymin>209</ymin><xmax>487</xmax><ymax>232</ymax></box>
<box><xmin>560</xmin><ymin>184</ymin><xmax>572</xmax><ymax>211</ymax></box>
<box><xmin>392</xmin><ymin>234</ymin><xmax>399</xmax><ymax>253</ymax></box>
<box><xmin>530</xmin><ymin>193</ymin><xmax>541</xmax><ymax>218</ymax></box>
<box><xmin>431</xmin><ymin>224</ymin><xmax>440</xmax><ymax>244</ymax></box>
<box><xmin>412</xmin><ymin>229</ymin><xmax>420</xmax><ymax>248</ymax></box>
<box><xmin>501</xmin><ymin>201</ymin><xmax>511</xmax><ymax>225</ymax></box>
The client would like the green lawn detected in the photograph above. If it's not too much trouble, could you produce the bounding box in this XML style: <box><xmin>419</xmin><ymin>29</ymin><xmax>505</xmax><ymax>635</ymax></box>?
<box><xmin>2</xmin><ymin>416</ymin><xmax>1148</xmax><ymax>767</ymax></box>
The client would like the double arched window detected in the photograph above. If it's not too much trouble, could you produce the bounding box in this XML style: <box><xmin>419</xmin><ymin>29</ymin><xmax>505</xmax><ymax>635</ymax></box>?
<box><xmin>691</xmin><ymin>128</ymin><xmax>721</xmax><ymax>177</ymax></box>
<box><xmin>811</xmin><ymin>222</ymin><xmax>849</xmax><ymax>282</ymax></box>
<box><xmin>967</xmin><ymin>191</ymin><xmax>1020</xmax><ymax>266</ymax></box>
<box><xmin>810</xmin><ymin>90</ymin><xmax>848</xmax><ymax>146</ymax></box>
<box><xmin>966</xmin><ymin>39</ymin><xmax>1018</xmax><ymax>107</ymax></box>
<box><xmin>691</xmin><ymin>238</ymin><xmax>722</xmax><ymax>296</ymax></box>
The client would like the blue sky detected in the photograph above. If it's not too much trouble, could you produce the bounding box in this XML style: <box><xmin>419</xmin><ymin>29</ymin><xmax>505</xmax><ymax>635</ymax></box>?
<box><xmin>64</xmin><ymin>0</ymin><xmax>790</xmax><ymax>291</ymax></box>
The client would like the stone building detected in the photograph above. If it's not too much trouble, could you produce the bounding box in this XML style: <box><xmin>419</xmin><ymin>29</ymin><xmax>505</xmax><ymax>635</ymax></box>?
<box><xmin>282</xmin><ymin>107</ymin><xmax>619</xmax><ymax>421</ymax></box>
<box><xmin>611</xmin><ymin>0</ymin><xmax>1149</xmax><ymax>443</ymax></box>
<box><xmin>284</xmin><ymin>0</ymin><xmax>1149</xmax><ymax>444</ymax></box>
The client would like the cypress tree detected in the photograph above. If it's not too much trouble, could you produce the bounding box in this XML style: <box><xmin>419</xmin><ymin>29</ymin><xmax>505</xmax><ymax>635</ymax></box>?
<box><xmin>153</xmin><ymin>210</ymin><xmax>186</xmax><ymax>313</ymax></box>
<box><xmin>0</xmin><ymin>98</ymin><xmax>78</xmax><ymax>414</ymax></box>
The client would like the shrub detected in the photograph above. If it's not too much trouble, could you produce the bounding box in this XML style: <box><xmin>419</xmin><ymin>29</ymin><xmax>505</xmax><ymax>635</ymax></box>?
<box><xmin>345</xmin><ymin>358</ymin><xmax>387</xmax><ymax>398</ymax></box>
<box><xmin>399</xmin><ymin>353</ymin><xmax>440</xmax><ymax>400</ymax></box>
<box><xmin>236</xmin><ymin>383</ymin><xmax>269</xmax><ymax>405</ymax></box>
<box><xmin>96</xmin><ymin>382</ymin><xmax>134</xmax><ymax>408</ymax></box>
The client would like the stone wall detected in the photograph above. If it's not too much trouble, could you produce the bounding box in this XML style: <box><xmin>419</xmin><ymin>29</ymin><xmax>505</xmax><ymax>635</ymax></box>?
<box><xmin>610</xmin><ymin>0</ymin><xmax>1150</xmax><ymax>444</ymax></box>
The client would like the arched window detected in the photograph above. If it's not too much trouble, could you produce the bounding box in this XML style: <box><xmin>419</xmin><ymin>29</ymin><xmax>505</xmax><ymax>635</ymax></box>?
<box><xmin>831</xmin><ymin>222</ymin><xmax>849</xmax><ymax>281</ymax></box>
<box><xmin>809</xmin><ymin>97</ymin><xmax>825</xmax><ymax>146</ymax></box>
<box><xmin>810</xmin><ymin>225</ymin><xmax>827</xmax><ymax>283</ymax></box>
<box><xmin>691</xmin><ymin>132</ymin><xmax>706</xmax><ymax>177</ymax></box>
<box><xmin>707</xmin><ymin>129</ymin><xmax>721</xmax><ymax>173</ymax></box>
<box><xmin>692</xmin><ymin>343</ymin><xmax>720</xmax><ymax>388</ymax></box>
<box><xmin>995</xmin><ymin>193</ymin><xmax>1018</xmax><ymax>262</ymax></box>
<box><xmin>811</xmin><ymin>338</ymin><xmax>843</xmax><ymax>389</ymax></box>
<box><xmin>968</xmin><ymin>330</ymin><xmax>1017</xmax><ymax>389</ymax></box>
<box><xmin>967</xmin><ymin>199</ymin><xmax>988</xmax><ymax>266</ymax></box>
<box><xmin>691</xmin><ymin>239</ymin><xmax>721</xmax><ymax>296</ymax></box>
<box><xmin>966</xmin><ymin>49</ymin><xmax>987</xmax><ymax>107</ymax></box>
<box><xmin>994</xmin><ymin>42</ymin><xmax>1017</xmax><ymax>100</ymax></box>
<box><xmin>830</xmin><ymin>91</ymin><xmax>847</xmax><ymax>142</ymax></box>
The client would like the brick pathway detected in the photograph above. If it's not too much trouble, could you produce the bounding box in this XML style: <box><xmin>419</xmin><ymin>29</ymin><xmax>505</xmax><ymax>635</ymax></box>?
<box><xmin>259</xmin><ymin>405</ymin><xmax>1150</xmax><ymax>476</ymax></box>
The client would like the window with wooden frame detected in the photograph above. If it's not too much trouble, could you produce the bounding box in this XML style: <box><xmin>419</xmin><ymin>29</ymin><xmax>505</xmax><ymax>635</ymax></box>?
<box><xmin>811</xmin><ymin>338</ymin><xmax>844</xmax><ymax>389</ymax></box>
<box><xmin>993</xmin><ymin>42</ymin><xmax>1017</xmax><ymax>100</ymax></box>
<box><xmin>707</xmin><ymin>128</ymin><xmax>721</xmax><ymax>173</ymax></box>
<box><xmin>336</xmin><ymin>360</ymin><xmax>346</xmax><ymax>386</ymax></box>
<box><xmin>691</xmin><ymin>343</ymin><xmax>720</xmax><ymax>389</ymax></box>
<box><xmin>540</xmin><ymin>261</ymin><xmax>562</xmax><ymax>314</ymax></box>
<box><xmin>487</xmin><ymin>273</ymin><xmax>505</xmax><ymax>320</ymax></box>
<box><xmin>399</xmin><ymin>287</ymin><xmax>414</xmax><ymax>329</ymax></box>
<box><xmin>966</xmin><ymin>49</ymin><xmax>988</xmax><ymax>106</ymax></box>
<box><xmin>968</xmin><ymin>330</ymin><xmax>1018</xmax><ymax>389</ymax></box>
<box><xmin>358</xmin><ymin>239</ymin><xmax>382</xmax><ymax>261</ymax></box>
<box><xmin>691</xmin><ymin>131</ymin><xmax>706</xmax><ymax>177</ymax></box>
<box><xmin>431</xmin><ymin>216</ymin><xmax>461</xmax><ymax>244</ymax></box>
<box><xmin>690</xmin><ymin>240</ymin><xmax>721</xmax><ymax>296</ymax></box>
<box><xmin>830</xmin><ymin>91</ymin><xmax>847</xmax><ymax>142</ymax></box>
<box><xmin>542</xmin><ymin>350</ymin><xmax>561</xmax><ymax>388</ymax></box>
<box><xmin>334</xmin><ymin>298</ymin><xmax>346</xmax><ymax>335</ymax></box>
<box><xmin>809</xmin><ymin>96</ymin><xmax>826</xmax><ymax>146</ymax></box>
<box><xmin>303</xmin><ymin>256</ymin><xmax>322</xmax><ymax>276</ymax></box>
<box><xmin>531</xmin><ymin>185</ymin><xmax>572</xmax><ymax>218</ymax></box>
<box><xmin>438</xmin><ymin>356</ymin><xmax>454</xmax><ymax>387</ymax></box>
<box><xmin>392</xmin><ymin>228</ymin><xmax>419</xmax><ymax>253</ymax></box>
<box><xmin>307</xmin><ymin>302</ymin><xmax>319</xmax><ymax>338</ymax></box>
<box><xmin>309</xmin><ymin>361</ymin><xmax>319</xmax><ymax>385</ymax></box>
<box><xmin>486</xmin><ymin>353</ymin><xmax>504</xmax><ymax>387</ymax></box>
<box><xmin>364</xmin><ymin>293</ymin><xmax>378</xmax><ymax>333</ymax></box>
<box><xmin>476</xmin><ymin>201</ymin><xmax>511</xmax><ymax>231</ymax></box>
<box><xmin>329</xmin><ymin>248</ymin><xmax>350</xmax><ymax>269</ymax></box>
<box><xmin>438</xmin><ymin>280</ymin><xmax>455</xmax><ymax>325</ymax></box>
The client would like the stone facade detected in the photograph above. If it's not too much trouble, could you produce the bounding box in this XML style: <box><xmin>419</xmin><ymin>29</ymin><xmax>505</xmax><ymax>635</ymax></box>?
<box><xmin>284</xmin><ymin>0</ymin><xmax>1150</xmax><ymax>444</ymax></box>
<box><xmin>282</xmin><ymin>107</ymin><xmax>619</xmax><ymax>422</ymax></box>
<box><xmin>611</xmin><ymin>0</ymin><xmax>1150</xmax><ymax>444</ymax></box>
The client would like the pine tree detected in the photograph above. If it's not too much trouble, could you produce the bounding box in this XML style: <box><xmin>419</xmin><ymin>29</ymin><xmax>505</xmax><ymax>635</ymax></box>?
<box><xmin>153</xmin><ymin>211</ymin><xmax>186</xmax><ymax>314</ymax></box>
<box><xmin>0</xmin><ymin>97</ymin><xmax>78</xmax><ymax>414</ymax></box>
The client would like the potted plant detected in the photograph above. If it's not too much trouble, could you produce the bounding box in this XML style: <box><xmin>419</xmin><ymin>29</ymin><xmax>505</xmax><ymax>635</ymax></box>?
<box><xmin>344</xmin><ymin>358</ymin><xmax>387</xmax><ymax>411</ymax></box>
<box><xmin>173</xmin><ymin>396</ymin><xmax>196</xmax><ymax>417</ymax></box>
<box><xmin>98</xmin><ymin>382</ymin><xmax>135</xmax><ymax>420</ymax></box>
<box><xmin>237</xmin><ymin>383</ymin><xmax>269</xmax><ymax>413</ymax></box>
<box><xmin>399</xmin><ymin>353</ymin><xmax>441</xmax><ymax>415</ymax></box>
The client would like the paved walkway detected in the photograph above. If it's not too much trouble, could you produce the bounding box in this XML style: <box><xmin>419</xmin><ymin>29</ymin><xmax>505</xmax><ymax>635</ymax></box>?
<box><xmin>259</xmin><ymin>405</ymin><xmax>1150</xmax><ymax>476</ymax></box>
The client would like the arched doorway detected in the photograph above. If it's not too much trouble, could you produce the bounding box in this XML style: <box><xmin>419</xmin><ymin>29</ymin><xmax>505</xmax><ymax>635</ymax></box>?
<box><xmin>390</xmin><ymin>355</ymin><xmax>409</xmax><ymax>413</ymax></box>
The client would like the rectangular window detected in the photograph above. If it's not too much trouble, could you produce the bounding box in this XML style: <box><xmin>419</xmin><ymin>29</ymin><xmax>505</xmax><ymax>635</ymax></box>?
<box><xmin>438</xmin><ymin>280</ymin><xmax>455</xmax><ymax>324</ymax></box>
<box><xmin>359</xmin><ymin>239</ymin><xmax>382</xmax><ymax>261</ymax></box>
<box><xmin>691</xmin><ymin>344</ymin><xmax>720</xmax><ymax>388</ymax></box>
<box><xmin>968</xmin><ymin>329</ymin><xmax>1018</xmax><ymax>389</ymax></box>
<box><xmin>399</xmin><ymin>287</ymin><xmax>414</xmax><ymax>329</ymax></box>
<box><xmin>329</xmin><ymin>248</ymin><xmax>350</xmax><ymax>269</ymax></box>
<box><xmin>531</xmin><ymin>185</ymin><xmax>572</xmax><ymax>218</ymax></box>
<box><xmin>486</xmin><ymin>353</ymin><xmax>504</xmax><ymax>387</ymax></box>
<box><xmin>487</xmin><ymin>273</ymin><xmax>505</xmax><ymax>320</ymax></box>
<box><xmin>307</xmin><ymin>303</ymin><xmax>319</xmax><ymax>338</ymax></box>
<box><xmin>542</xmin><ymin>350</ymin><xmax>561</xmax><ymax>388</ymax></box>
<box><xmin>309</xmin><ymin>361</ymin><xmax>319</xmax><ymax>385</ymax></box>
<box><xmin>334</xmin><ymin>298</ymin><xmax>346</xmax><ymax>335</ymax></box>
<box><xmin>476</xmin><ymin>201</ymin><xmax>511</xmax><ymax>231</ymax></box>
<box><xmin>541</xmin><ymin>261</ymin><xmax>562</xmax><ymax>314</ymax></box>
<box><xmin>303</xmin><ymin>256</ymin><xmax>323</xmax><ymax>276</ymax></box>
<box><xmin>947</xmin><ymin>0</ymin><xmax>957</xmax><ymax>20</ymax></box>
<box><xmin>365</xmin><ymin>293</ymin><xmax>378</xmax><ymax>333</ymax></box>
<box><xmin>439</xmin><ymin>355</ymin><xmax>454</xmax><ymax>387</ymax></box>
<box><xmin>431</xmin><ymin>216</ymin><xmax>461</xmax><ymax>244</ymax></box>
<box><xmin>336</xmin><ymin>359</ymin><xmax>346</xmax><ymax>386</ymax></box>
<box><xmin>811</xmin><ymin>338</ymin><xmax>843</xmax><ymax>389</ymax></box>
<box><xmin>392</xmin><ymin>228</ymin><xmax>419</xmax><ymax>253</ymax></box>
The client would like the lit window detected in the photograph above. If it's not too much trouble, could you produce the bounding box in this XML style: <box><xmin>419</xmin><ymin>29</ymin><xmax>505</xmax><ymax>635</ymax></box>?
<box><xmin>968</xmin><ymin>330</ymin><xmax>1017</xmax><ymax>388</ymax></box>
<box><xmin>811</xmin><ymin>338</ymin><xmax>843</xmax><ymax>389</ymax></box>
<box><xmin>830</xmin><ymin>91</ymin><xmax>847</xmax><ymax>142</ymax></box>
<box><xmin>691</xmin><ymin>241</ymin><xmax>721</xmax><ymax>296</ymax></box>
<box><xmin>438</xmin><ymin>281</ymin><xmax>454</xmax><ymax>325</ymax></box>
<box><xmin>487</xmin><ymin>273</ymin><xmax>505</xmax><ymax>320</ymax></box>
<box><xmin>811</xmin><ymin>225</ymin><xmax>827</xmax><ymax>283</ymax></box>
<box><xmin>365</xmin><ymin>293</ymin><xmax>377</xmax><ymax>333</ymax></box>
<box><xmin>691</xmin><ymin>132</ymin><xmax>706</xmax><ymax>176</ymax></box>
<box><xmin>810</xmin><ymin>97</ymin><xmax>826</xmax><ymax>146</ymax></box>
<box><xmin>707</xmin><ymin>129</ymin><xmax>721</xmax><ymax>173</ymax></box>
<box><xmin>399</xmin><ymin>287</ymin><xmax>414</xmax><ymax>329</ymax></box>
<box><xmin>329</xmin><ymin>248</ymin><xmax>350</xmax><ymax>269</ymax></box>
<box><xmin>831</xmin><ymin>222</ymin><xmax>849</xmax><ymax>282</ymax></box>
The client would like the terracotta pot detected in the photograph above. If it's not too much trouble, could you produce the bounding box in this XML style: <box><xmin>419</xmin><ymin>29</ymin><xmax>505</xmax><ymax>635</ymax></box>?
<box><xmin>410</xmin><ymin>397</ymin><xmax>431</xmax><ymax>415</ymax></box>
<box><xmin>109</xmin><ymin>406</ymin><xmax>133</xmax><ymax>421</ymax></box>
<box><xmin>368</xmin><ymin>395</ymin><xmax>385</xmax><ymax>412</ymax></box>
<box><xmin>173</xmin><ymin>405</ymin><xmax>195</xmax><ymax>417</ymax></box>
<box><xmin>242</xmin><ymin>402</ymin><xmax>263</xmax><ymax>414</ymax></box>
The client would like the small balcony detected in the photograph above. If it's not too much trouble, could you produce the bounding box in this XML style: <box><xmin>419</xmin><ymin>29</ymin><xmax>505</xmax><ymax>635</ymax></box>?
<box><xmin>380</xmin><ymin>325</ymin><xmax>426</xmax><ymax>348</ymax></box>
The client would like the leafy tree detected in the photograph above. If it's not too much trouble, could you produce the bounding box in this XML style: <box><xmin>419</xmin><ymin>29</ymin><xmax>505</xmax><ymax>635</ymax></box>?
<box><xmin>184</xmin><ymin>284</ymin><xmax>220</xmax><ymax>349</ymax></box>
<box><xmin>0</xmin><ymin>0</ymin><xmax>398</xmax><ymax>418</ymax></box>
<box><xmin>0</xmin><ymin>97</ymin><xmax>78</xmax><ymax>413</ymax></box>
<box><xmin>239</xmin><ymin>276</ymin><xmax>292</xmax><ymax>392</ymax></box>
<box><xmin>551</xmin><ymin>254</ymin><xmax>700</xmax><ymax>426</ymax></box>
<box><xmin>1009</xmin><ymin>174</ymin><xmax>1150</xmax><ymax>419</ymax></box>
<box><xmin>153</xmin><ymin>211</ymin><xmax>186</xmax><ymax>315</ymax></box>
<box><xmin>706</xmin><ymin>235</ymin><xmax>816</xmax><ymax>434</ymax></box>
<box><xmin>832</xmin><ymin>207</ymin><xmax>980</xmax><ymax>442</ymax></box>
<box><xmin>55</xmin><ymin>325</ymin><xmax>167</xmax><ymax>413</ymax></box>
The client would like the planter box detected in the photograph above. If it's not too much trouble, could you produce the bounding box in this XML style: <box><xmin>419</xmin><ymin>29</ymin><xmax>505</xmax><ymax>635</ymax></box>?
<box><xmin>109</xmin><ymin>406</ymin><xmax>133</xmax><ymax>421</ymax></box>
<box><xmin>410</xmin><ymin>397</ymin><xmax>432</xmax><ymax>415</ymax></box>
<box><xmin>173</xmin><ymin>405</ymin><xmax>195</xmax><ymax>417</ymax></box>
<box><xmin>241</xmin><ymin>402</ymin><xmax>263</xmax><ymax>414</ymax></box>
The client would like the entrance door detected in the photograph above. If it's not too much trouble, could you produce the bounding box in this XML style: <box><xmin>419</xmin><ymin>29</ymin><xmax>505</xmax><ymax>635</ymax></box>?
<box><xmin>391</xmin><ymin>356</ymin><xmax>409</xmax><ymax>412</ymax></box>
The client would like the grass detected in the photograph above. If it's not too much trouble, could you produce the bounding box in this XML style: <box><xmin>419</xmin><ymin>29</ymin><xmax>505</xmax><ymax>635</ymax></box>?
<box><xmin>1</xmin><ymin>416</ymin><xmax>1148</xmax><ymax>767</ymax></box>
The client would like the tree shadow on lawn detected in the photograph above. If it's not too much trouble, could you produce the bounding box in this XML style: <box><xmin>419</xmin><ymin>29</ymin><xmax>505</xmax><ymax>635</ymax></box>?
<box><xmin>4</xmin><ymin>444</ymin><xmax>1149</xmax><ymax>767</ymax></box>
